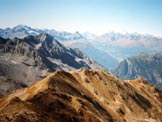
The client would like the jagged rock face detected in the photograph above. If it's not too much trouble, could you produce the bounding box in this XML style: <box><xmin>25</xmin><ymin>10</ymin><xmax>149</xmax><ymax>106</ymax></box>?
<box><xmin>0</xmin><ymin>33</ymin><xmax>102</xmax><ymax>71</ymax></box>
<box><xmin>114</xmin><ymin>53</ymin><xmax>162</xmax><ymax>89</ymax></box>
<box><xmin>0</xmin><ymin>34</ymin><xmax>102</xmax><ymax>96</ymax></box>
<box><xmin>0</xmin><ymin>69</ymin><xmax>161</xmax><ymax>122</ymax></box>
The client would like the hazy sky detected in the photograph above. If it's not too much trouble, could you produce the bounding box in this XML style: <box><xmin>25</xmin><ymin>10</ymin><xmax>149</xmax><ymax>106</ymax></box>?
<box><xmin>0</xmin><ymin>0</ymin><xmax>162</xmax><ymax>36</ymax></box>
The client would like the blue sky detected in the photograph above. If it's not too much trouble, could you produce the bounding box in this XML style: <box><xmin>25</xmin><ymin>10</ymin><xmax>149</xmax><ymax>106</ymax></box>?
<box><xmin>0</xmin><ymin>0</ymin><xmax>162</xmax><ymax>36</ymax></box>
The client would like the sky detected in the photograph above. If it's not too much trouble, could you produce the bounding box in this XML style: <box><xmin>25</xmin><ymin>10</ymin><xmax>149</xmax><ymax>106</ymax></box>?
<box><xmin>0</xmin><ymin>0</ymin><xmax>162</xmax><ymax>36</ymax></box>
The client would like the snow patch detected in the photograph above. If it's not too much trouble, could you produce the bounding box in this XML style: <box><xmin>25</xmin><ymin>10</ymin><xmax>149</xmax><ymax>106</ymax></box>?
<box><xmin>28</xmin><ymin>30</ymin><xmax>39</xmax><ymax>35</ymax></box>
<box><xmin>35</xmin><ymin>43</ymin><xmax>42</xmax><ymax>49</ymax></box>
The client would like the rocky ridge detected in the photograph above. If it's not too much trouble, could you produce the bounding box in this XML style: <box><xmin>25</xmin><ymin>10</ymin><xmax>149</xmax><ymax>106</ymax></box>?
<box><xmin>0</xmin><ymin>69</ymin><xmax>161</xmax><ymax>122</ymax></box>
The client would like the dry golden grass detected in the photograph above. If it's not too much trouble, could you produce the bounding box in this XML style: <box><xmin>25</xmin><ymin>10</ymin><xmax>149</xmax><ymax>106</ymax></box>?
<box><xmin>0</xmin><ymin>69</ymin><xmax>161</xmax><ymax>122</ymax></box>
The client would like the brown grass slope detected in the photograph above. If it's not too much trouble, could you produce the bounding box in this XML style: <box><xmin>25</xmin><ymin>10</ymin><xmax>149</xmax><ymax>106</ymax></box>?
<box><xmin>0</xmin><ymin>69</ymin><xmax>161</xmax><ymax>122</ymax></box>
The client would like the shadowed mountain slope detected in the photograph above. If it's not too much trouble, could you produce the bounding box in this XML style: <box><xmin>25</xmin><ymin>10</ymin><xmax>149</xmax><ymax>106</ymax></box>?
<box><xmin>114</xmin><ymin>53</ymin><xmax>162</xmax><ymax>89</ymax></box>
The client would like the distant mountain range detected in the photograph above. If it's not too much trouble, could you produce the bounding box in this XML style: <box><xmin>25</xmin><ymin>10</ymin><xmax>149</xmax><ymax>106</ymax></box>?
<box><xmin>0</xmin><ymin>34</ymin><xmax>102</xmax><ymax>96</ymax></box>
<box><xmin>91</xmin><ymin>32</ymin><xmax>162</xmax><ymax>60</ymax></box>
<box><xmin>1</xmin><ymin>25</ymin><xmax>162</xmax><ymax>70</ymax></box>
<box><xmin>114</xmin><ymin>53</ymin><xmax>162</xmax><ymax>89</ymax></box>
<box><xmin>0</xmin><ymin>25</ymin><xmax>85</xmax><ymax>41</ymax></box>
<box><xmin>0</xmin><ymin>25</ymin><xmax>119</xmax><ymax>69</ymax></box>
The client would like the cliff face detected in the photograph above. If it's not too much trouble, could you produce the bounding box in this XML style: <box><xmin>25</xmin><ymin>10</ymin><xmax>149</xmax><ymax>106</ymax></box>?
<box><xmin>0</xmin><ymin>69</ymin><xmax>162</xmax><ymax>122</ymax></box>
<box><xmin>114</xmin><ymin>53</ymin><xmax>162</xmax><ymax>89</ymax></box>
